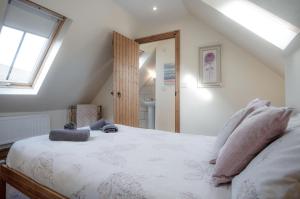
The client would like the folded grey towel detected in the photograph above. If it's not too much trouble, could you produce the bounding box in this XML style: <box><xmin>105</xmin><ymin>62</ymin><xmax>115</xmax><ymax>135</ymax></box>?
<box><xmin>90</xmin><ymin>119</ymin><xmax>112</xmax><ymax>130</ymax></box>
<box><xmin>49</xmin><ymin>129</ymin><xmax>90</xmax><ymax>142</ymax></box>
<box><xmin>102</xmin><ymin>124</ymin><xmax>118</xmax><ymax>133</ymax></box>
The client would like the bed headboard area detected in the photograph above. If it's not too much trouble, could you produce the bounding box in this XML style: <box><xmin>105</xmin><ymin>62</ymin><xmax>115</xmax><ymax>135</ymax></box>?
<box><xmin>285</xmin><ymin>41</ymin><xmax>300</xmax><ymax>112</ymax></box>
<box><xmin>0</xmin><ymin>114</ymin><xmax>50</xmax><ymax>145</ymax></box>
<box><xmin>69</xmin><ymin>105</ymin><xmax>102</xmax><ymax>128</ymax></box>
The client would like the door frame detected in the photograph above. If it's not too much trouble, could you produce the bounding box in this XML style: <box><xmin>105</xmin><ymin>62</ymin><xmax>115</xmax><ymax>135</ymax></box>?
<box><xmin>135</xmin><ymin>30</ymin><xmax>180</xmax><ymax>133</ymax></box>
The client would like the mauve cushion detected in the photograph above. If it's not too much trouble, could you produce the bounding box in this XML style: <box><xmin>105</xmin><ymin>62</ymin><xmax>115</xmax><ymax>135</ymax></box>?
<box><xmin>209</xmin><ymin>107</ymin><xmax>255</xmax><ymax>164</ymax></box>
<box><xmin>210</xmin><ymin>99</ymin><xmax>271</xmax><ymax>164</ymax></box>
<box><xmin>212</xmin><ymin>107</ymin><xmax>293</xmax><ymax>186</ymax></box>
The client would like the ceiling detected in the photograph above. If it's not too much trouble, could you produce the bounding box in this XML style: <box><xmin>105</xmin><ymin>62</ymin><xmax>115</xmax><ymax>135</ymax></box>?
<box><xmin>115</xmin><ymin>0</ymin><xmax>300</xmax><ymax>76</ymax></box>
<box><xmin>114</xmin><ymin>0</ymin><xmax>189</xmax><ymax>25</ymax></box>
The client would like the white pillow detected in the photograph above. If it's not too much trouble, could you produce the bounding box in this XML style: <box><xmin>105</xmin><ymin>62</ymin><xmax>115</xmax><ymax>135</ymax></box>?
<box><xmin>287</xmin><ymin>112</ymin><xmax>300</xmax><ymax>130</ymax></box>
<box><xmin>232</xmin><ymin>126</ymin><xmax>300</xmax><ymax>199</ymax></box>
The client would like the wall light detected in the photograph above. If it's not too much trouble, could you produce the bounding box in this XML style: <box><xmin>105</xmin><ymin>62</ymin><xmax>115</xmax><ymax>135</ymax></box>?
<box><xmin>148</xmin><ymin>69</ymin><xmax>156</xmax><ymax>80</ymax></box>
<box><xmin>183</xmin><ymin>74</ymin><xmax>213</xmax><ymax>102</ymax></box>
<box><xmin>196</xmin><ymin>88</ymin><xmax>213</xmax><ymax>101</ymax></box>
<box><xmin>153</xmin><ymin>6</ymin><xmax>157</xmax><ymax>11</ymax></box>
<box><xmin>183</xmin><ymin>74</ymin><xmax>197</xmax><ymax>88</ymax></box>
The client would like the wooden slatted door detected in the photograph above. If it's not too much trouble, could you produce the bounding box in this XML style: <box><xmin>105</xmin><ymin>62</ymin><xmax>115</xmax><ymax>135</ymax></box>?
<box><xmin>113</xmin><ymin>32</ymin><xmax>139</xmax><ymax>127</ymax></box>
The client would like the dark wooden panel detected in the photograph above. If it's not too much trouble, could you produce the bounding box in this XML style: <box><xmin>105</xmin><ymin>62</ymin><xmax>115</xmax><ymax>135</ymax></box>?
<box><xmin>175</xmin><ymin>31</ymin><xmax>181</xmax><ymax>133</ymax></box>
<box><xmin>113</xmin><ymin>32</ymin><xmax>139</xmax><ymax>126</ymax></box>
<box><xmin>0</xmin><ymin>175</ymin><xmax>5</xmax><ymax>199</ymax></box>
<box><xmin>0</xmin><ymin>144</ymin><xmax>12</xmax><ymax>161</ymax></box>
<box><xmin>135</xmin><ymin>31</ymin><xmax>178</xmax><ymax>44</ymax></box>
<box><xmin>0</xmin><ymin>165</ymin><xmax>67</xmax><ymax>199</ymax></box>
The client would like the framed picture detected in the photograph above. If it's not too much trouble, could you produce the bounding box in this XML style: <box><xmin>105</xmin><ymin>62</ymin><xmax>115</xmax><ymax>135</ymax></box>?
<box><xmin>164</xmin><ymin>63</ymin><xmax>175</xmax><ymax>85</ymax></box>
<box><xmin>199</xmin><ymin>45</ymin><xmax>222</xmax><ymax>87</ymax></box>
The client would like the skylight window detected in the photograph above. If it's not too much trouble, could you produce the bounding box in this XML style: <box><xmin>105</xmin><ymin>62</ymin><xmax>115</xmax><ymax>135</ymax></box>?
<box><xmin>203</xmin><ymin>0</ymin><xmax>300</xmax><ymax>50</ymax></box>
<box><xmin>0</xmin><ymin>26</ymin><xmax>48</xmax><ymax>84</ymax></box>
<box><xmin>0</xmin><ymin>0</ymin><xmax>65</xmax><ymax>94</ymax></box>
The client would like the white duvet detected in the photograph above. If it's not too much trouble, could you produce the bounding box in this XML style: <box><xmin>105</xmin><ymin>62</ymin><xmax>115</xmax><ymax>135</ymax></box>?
<box><xmin>6</xmin><ymin>125</ymin><xmax>230</xmax><ymax>199</ymax></box>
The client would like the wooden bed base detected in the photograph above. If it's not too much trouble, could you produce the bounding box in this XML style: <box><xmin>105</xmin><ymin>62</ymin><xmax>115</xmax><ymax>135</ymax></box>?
<box><xmin>0</xmin><ymin>164</ymin><xmax>67</xmax><ymax>199</ymax></box>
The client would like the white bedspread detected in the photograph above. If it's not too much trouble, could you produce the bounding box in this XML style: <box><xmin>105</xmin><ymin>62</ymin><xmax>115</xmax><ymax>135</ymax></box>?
<box><xmin>6</xmin><ymin>125</ymin><xmax>231</xmax><ymax>199</ymax></box>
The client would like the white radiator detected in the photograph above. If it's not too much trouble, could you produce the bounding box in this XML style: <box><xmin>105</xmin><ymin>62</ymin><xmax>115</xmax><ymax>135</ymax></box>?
<box><xmin>0</xmin><ymin>114</ymin><xmax>50</xmax><ymax>145</ymax></box>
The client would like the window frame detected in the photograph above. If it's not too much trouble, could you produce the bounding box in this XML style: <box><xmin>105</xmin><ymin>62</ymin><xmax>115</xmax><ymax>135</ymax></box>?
<box><xmin>0</xmin><ymin>0</ymin><xmax>66</xmax><ymax>88</ymax></box>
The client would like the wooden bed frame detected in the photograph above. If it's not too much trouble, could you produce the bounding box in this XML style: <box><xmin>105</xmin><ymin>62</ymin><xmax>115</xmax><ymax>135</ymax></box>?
<box><xmin>0</xmin><ymin>164</ymin><xmax>67</xmax><ymax>199</ymax></box>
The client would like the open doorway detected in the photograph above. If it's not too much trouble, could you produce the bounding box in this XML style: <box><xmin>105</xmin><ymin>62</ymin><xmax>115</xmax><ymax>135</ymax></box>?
<box><xmin>135</xmin><ymin>31</ymin><xmax>180</xmax><ymax>133</ymax></box>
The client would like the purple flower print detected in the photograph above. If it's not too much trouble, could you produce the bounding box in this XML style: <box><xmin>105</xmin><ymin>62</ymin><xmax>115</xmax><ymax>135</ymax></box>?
<box><xmin>204</xmin><ymin>52</ymin><xmax>216</xmax><ymax>81</ymax></box>
<box><xmin>205</xmin><ymin>52</ymin><xmax>215</xmax><ymax>64</ymax></box>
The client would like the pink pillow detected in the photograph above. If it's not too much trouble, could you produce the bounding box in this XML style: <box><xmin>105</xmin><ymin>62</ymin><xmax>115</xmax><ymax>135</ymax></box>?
<box><xmin>212</xmin><ymin>107</ymin><xmax>293</xmax><ymax>186</ymax></box>
<box><xmin>209</xmin><ymin>99</ymin><xmax>271</xmax><ymax>164</ymax></box>
<box><xmin>209</xmin><ymin>107</ymin><xmax>254</xmax><ymax>164</ymax></box>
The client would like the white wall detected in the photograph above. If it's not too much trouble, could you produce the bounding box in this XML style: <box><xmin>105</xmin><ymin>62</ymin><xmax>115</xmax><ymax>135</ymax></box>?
<box><xmin>134</xmin><ymin>16</ymin><xmax>284</xmax><ymax>135</ymax></box>
<box><xmin>285</xmin><ymin>46</ymin><xmax>300</xmax><ymax>111</ymax></box>
<box><xmin>0</xmin><ymin>109</ymin><xmax>68</xmax><ymax>130</ymax></box>
<box><xmin>92</xmin><ymin>75</ymin><xmax>114</xmax><ymax>121</ymax></box>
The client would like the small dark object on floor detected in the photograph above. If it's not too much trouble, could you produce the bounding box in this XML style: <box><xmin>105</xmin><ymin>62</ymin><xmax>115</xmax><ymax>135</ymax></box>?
<box><xmin>102</xmin><ymin>124</ymin><xmax>118</xmax><ymax>133</ymax></box>
<box><xmin>90</xmin><ymin>119</ymin><xmax>118</xmax><ymax>133</ymax></box>
<box><xmin>90</xmin><ymin>119</ymin><xmax>112</xmax><ymax>130</ymax></box>
<box><xmin>64</xmin><ymin>122</ymin><xmax>76</xmax><ymax>130</ymax></box>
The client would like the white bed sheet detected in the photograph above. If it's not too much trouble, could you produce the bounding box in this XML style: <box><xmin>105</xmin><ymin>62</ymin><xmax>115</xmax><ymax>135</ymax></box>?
<box><xmin>6</xmin><ymin>125</ymin><xmax>231</xmax><ymax>199</ymax></box>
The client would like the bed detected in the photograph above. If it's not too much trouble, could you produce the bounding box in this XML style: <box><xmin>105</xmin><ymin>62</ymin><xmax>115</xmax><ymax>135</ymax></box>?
<box><xmin>2</xmin><ymin>125</ymin><xmax>231</xmax><ymax>199</ymax></box>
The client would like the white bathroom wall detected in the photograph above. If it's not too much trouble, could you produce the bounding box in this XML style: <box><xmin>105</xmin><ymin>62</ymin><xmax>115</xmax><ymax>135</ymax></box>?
<box><xmin>138</xmin><ymin>39</ymin><xmax>176</xmax><ymax>131</ymax></box>
<box><xmin>138</xmin><ymin>45</ymin><xmax>156</xmax><ymax>128</ymax></box>
<box><xmin>139</xmin><ymin>84</ymin><xmax>155</xmax><ymax>128</ymax></box>
<box><xmin>155</xmin><ymin>39</ymin><xmax>176</xmax><ymax>132</ymax></box>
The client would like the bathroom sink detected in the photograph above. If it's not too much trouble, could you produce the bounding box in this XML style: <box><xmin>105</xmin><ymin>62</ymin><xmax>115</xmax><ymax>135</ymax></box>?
<box><xmin>143</xmin><ymin>100</ymin><xmax>155</xmax><ymax>129</ymax></box>
<box><xmin>144</xmin><ymin>100</ymin><xmax>155</xmax><ymax>107</ymax></box>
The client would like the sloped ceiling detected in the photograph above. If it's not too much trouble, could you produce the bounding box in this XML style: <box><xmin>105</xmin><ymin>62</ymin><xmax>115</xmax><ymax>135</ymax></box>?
<box><xmin>249</xmin><ymin>0</ymin><xmax>300</xmax><ymax>28</ymax></box>
<box><xmin>1</xmin><ymin>0</ymin><xmax>299</xmax><ymax>112</ymax></box>
<box><xmin>248</xmin><ymin>0</ymin><xmax>300</xmax><ymax>56</ymax></box>
<box><xmin>183</xmin><ymin>0</ymin><xmax>289</xmax><ymax>76</ymax></box>
<box><xmin>115</xmin><ymin>0</ymin><xmax>300</xmax><ymax>76</ymax></box>
<box><xmin>0</xmin><ymin>0</ymin><xmax>138</xmax><ymax>112</ymax></box>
